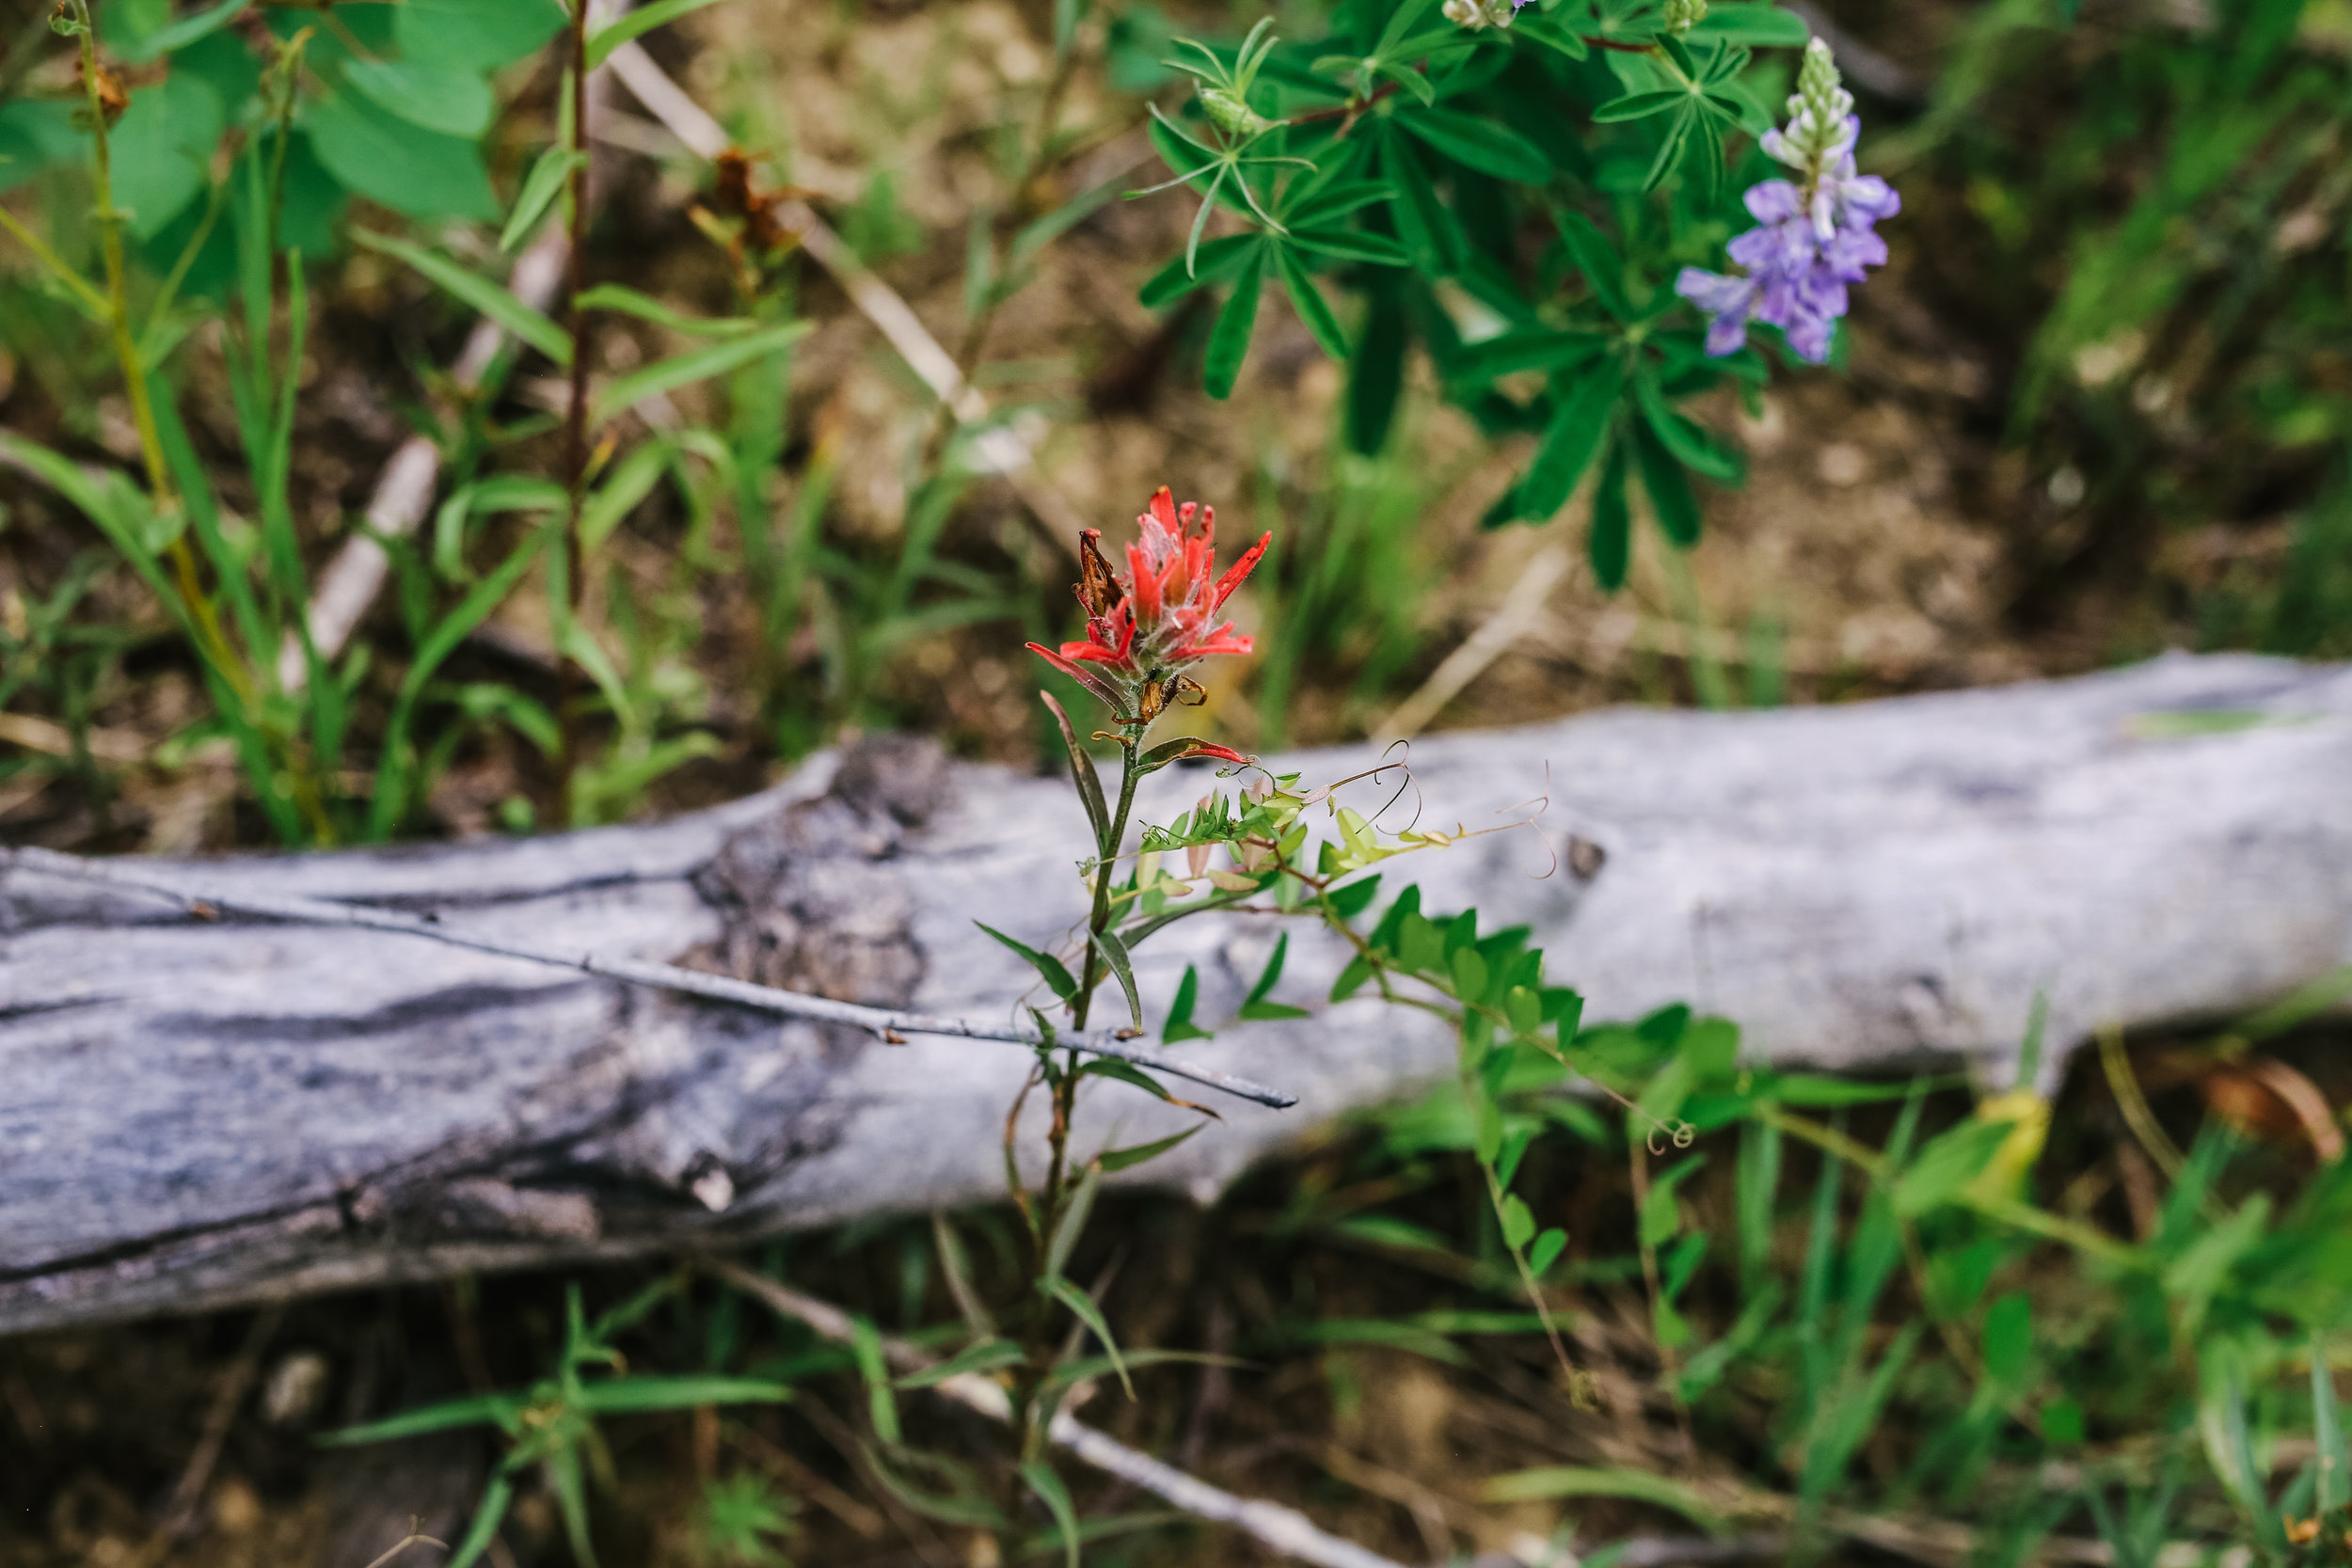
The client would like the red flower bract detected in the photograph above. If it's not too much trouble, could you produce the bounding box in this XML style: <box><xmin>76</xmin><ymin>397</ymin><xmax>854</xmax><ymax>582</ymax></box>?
<box><xmin>1025</xmin><ymin>486</ymin><xmax>1269</xmax><ymax>721</ymax></box>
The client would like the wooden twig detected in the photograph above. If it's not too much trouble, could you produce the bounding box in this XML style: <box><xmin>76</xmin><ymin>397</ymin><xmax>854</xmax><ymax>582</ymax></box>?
<box><xmin>2</xmin><ymin>843</ymin><xmax>1297</xmax><ymax>1109</ymax></box>
<box><xmin>1374</xmin><ymin>547</ymin><xmax>1569</xmax><ymax>744</ymax></box>
<box><xmin>141</xmin><ymin>1304</ymin><xmax>283</xmax><ymax>1557</ymax></box>
<box><xmin>706</xmin><ymin>1259</ymin><xmax>1414</xmax><ymax>1568</ymax></box>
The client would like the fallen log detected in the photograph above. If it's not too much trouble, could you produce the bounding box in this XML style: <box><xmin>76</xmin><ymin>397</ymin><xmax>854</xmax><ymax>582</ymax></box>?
<box><xmin>5</xmin><ymin>651</ymin><xmax>2349</xmax><ymax>1334</ymax></box>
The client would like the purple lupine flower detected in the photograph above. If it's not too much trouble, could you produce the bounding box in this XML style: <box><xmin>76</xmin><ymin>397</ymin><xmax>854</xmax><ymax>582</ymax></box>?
<box><xmin>1674</xmin><ymin>39</ymin><xmax>1899</xmax><ymax>366</ymax></box>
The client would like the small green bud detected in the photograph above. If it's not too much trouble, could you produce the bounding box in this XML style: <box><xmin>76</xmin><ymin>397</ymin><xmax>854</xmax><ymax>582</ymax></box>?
<box><xmin>1797</xmin><ymin>37</ymin><xmax>1846</xmax><ymax>123</ymax></box>
<box><xmin>50</xmin><ymin>2</ymin><xmax>84</xmax><ymax>36</ymax></box>
<box><xmin>1663</xmin><ymin>0</ymin><xmax>1708</xmax><ymax>36</ymax></box>
<box><xmin>1200</xmin><ymin>85</ymin><xmax>1275</xmax><ymax>140</ymax></box>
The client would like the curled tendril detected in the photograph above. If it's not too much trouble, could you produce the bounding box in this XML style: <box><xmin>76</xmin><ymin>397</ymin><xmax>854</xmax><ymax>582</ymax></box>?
<box><xmin>1646</xmin><ymin>1120</ymin><xmax>1699</xmax><ymax>1157</ymax></box>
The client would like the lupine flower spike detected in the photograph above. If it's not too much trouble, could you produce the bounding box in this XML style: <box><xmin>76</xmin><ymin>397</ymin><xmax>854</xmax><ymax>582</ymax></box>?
<box><xmin>1675</xmin><ymin>39</ymin><xmax>1899</xmax><ymax>364</ymax></box>
<box><xmin>1026</xmin><ymin>487</ymin><xmax>1270</xmax><ymax>755</ymax></box>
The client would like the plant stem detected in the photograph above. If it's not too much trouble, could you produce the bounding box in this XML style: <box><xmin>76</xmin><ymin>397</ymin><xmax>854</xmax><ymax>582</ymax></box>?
<box><xmin>72</xmin><ymin>6</ymin><xmax>250</xmax><ymax>713</ymax></box>
<box><xmin>1006</xmin><ymin>734</ymin><xmax>1139</xmax><ymax>1535</ymax></box>
<box><xmin>558</xmin><ymin>0</ymin><xmax>596</xmax><ymax>816</ymax></box>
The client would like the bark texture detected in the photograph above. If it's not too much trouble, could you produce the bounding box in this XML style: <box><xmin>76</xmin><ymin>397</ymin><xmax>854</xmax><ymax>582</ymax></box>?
<box><xmin>6</xmin><ymin>652</ymin><xmax>2350</xmax><ymax>1334</ymax></box>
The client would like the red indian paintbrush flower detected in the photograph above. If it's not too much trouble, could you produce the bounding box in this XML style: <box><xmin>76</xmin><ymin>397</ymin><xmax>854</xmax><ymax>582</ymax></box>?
<box><xmin>1026</xmin><ymin>486</ymin><xmax>1269</xmax><ymax>734</ymax></box>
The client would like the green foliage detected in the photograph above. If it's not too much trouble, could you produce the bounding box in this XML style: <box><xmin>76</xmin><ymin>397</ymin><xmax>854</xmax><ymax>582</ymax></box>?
<box><xmin>324</xmin><ymin>1279</ymin><xmax>793</xmax><ymax>1568</ymax></box>
<box><xmin>1132</xmin><ymin>0</ymin><xmax>1807</xmax><ymax>579</ymax></box>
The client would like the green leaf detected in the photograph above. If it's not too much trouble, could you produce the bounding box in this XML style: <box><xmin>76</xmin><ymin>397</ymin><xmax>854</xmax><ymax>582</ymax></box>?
<box><xmin>1450</xmin><ymin>328</ymin><xmax>1607</xmax><ymax>385</ymax></box>
<box><xmin>894</xmin><ymin>1338</ymin><xmax>1025</xmax><ymax>1389</ymax></box>
<box><xmin>1045</xmin><ymin>1160</ymin><xmax>1100</xmax><ymax>1284</ymax></box>
<box><xmin>369</xmin><ymin>521</ymin><xmax>555</xmax><ymax>838</ymax></box>
<box><xmin>1139</xmin><ymin>233</ymin><xmax>1260</xmax><ymax>308</ymax></box>
<box><xmin>1518</xmin><ymin>357</ymin><xmax>1625</xmax><ymax>518</ymax></box>
<box><xmin>585</xmin><ymin>0</ymin><xmax>727</xmax><ymax>68</ymax></box>
<box><xmin>576</xmin><ymin>1375</ymin><xmax>794</xmax><ymax>1414</ymax></box>
<box><xmin>1499</xmin><ymin>1193</ymin><xmax>1536</xmax><ymax>1249</ymax></box>
<box><xmin>502</xmin><ymin>146</ymin><xmax>587</xmax><ymax>252</ymax></box>
<box><xmin>866</xmin><ymin>1446</ymin><xmax>1006</xmax><ymax>1528</ymax></box>
<box><xmin>1687</xmin><ymin>3</ymin><xmax>1811</xmax><ymax>45</ymax></box>
<box><xmin>304</xmin><ymin>85</ymin><xmax>499</xmax><ymax>222</ymax></box>
<box><xmin>434</xmin><ymin>475</ymin><xmax>566</xmax><ymax>581</ymax></box>
<box><xmin>1588</xmin><ymin>441</ymin><xmax>1631</xmax><ymax>590</ymax></box>
<box><xmin>1640</xmin><ymin>1153</ymin><xmax>1707</xmax><ymax>1248</ymax></box>
<box><xmin>1347</xmin><ymin>280</ymin><xmax>1407</xmax><ymax>454</ymax></box>
<box><xmin>1329</xmin><ymin>954</ymin><xmax>1375</xmax><ymax>1002</ymax></box>
<box><xmin>1202</xmin><ymin>247</ymin><xmax>1265</xmax><ymax>401</ymax></box>
<box><xmin>2316</xmin><ymin>1341</ymin><xmax>2348</xmax><ymax>1513</ymax></box>
<box><xmin>447</xmin><ymin>1474</ymin><xmax>516</xmax><ymax>1568</ymax></box>
<box><xmin>1097</xmin><ymin>1124</ymin><xmax>1202</xmax><ymax>1173</ymax></box>
<box><xmin>1273</xmin><ymin>244</ymin><xmax>1348</xmax><ymax>360</ymax></box>
<box><xmin>318</xmin><ymin>1393</ymin><xmax>523</xmax><ymax>1446</ymax></box>
<box><xmin>1021</xmin><ymin>1462</ymin><xmax>1085</xmax><ymax>1568</ymax></box>
<box><xmin>849</xmin><ymin>1315</ymin><xmax>900</xmax><ymax>1443</ymax></box>
<box><xmin>1040</xmin><ymin>692</ymin><xmax>1112</xmax><ymax>852</ymax></box>
<box><xmin>1381</xmin><ymin>127</ymin><xmax>1459</xmax><ymax>276</ymax></box>
<box><xmin>1511</xmin><ymin>14</ymin><xmax>1591</xmax><ymax>58</ymax></box>
<box><xmin>344</xmin><ymin>58</ymin><xmax>495</xmax><ymax>139</ymax></box>
<box><xmin>1593</xmin><ymin>88</ymin><xmax>1690</xmax><ymax>123</ymax></box>
<box><xmin>1079</xmin><ymin>1057</ymin><xmax>1200</xmax><ymax>1112</ymax></box>
<box><xmin>1635</xmin><ymin>374</ymin><xmax>1743</xmax><ymax>483</ymax></box>
<box><xmin>1980</xmin><ymin>1291</ymin><xmax>2032</xmax><ymax>1392</ymax></box>
<box><xmin>1891</xmin><ymin>1119</ymin><xmax>2014</xmax><ymax>1218</ymax></box>
<box><xmin>397</xmin><ymin>0</ymin><xmax>569</xmax><ymax>71</ymax></box>
<box><xmin>1376</xmin><ymin>0</ymin><xmax>1446</xmax><ymax>56</ymax></box>
<box><xmin>1528</xmin><ymin>1227</ymin><xmax>1568</xmax><ymax>1275</ymax></box>
<box><xmin>1162</xmin><ymin>964</ymin><xmax>1214</xmax><ymax>1044</ymax></box>
<box><xmin>0</xmin><ymin>101</ymin><xmax>82</xmax><ymax>196</ymax></box>
<box><xmin>1481</xmin><ymin>1466</ymin><xmax>1719</xmax><ymax>1529</ymax></box>
<box><xmin>1555</xmin><ymin>210</ymin><xmax>1629</xmax><ymax>320</ymax></box>
<box><xmin>1093</xmin><ymin>925</ymin><xmax>1144</xmax><ymax>1031</ymax></box>
<box><xmin>1239</xmin><ymin>933</ymin><xmax>1311</xmax><ymax>1021</ymax></box>
<box><xmin>1631</xmin><ymin>420</ymin><xmax>1703</xmax><ymax>547</ymax></box>
<box><xmin>579</xmin><ymin>436</ymin><xmax>673</xmax><ymax>552</ymax></box>
<box><xmin>1327</xmin><ymin>876</ymin><xmax>1382</xmax><ymax>921</ymax></box>
<box><xmin>1281</xmin><ymin>227</ymin><xmax>1410</xmax><ymax>269</ymax></box>
<box><xmin>112</xmin><ymin>71</ymin><xmax>224</xmax><ymax>239</ymax></box>
<box><xmin>1283</xmin><ymin>179</ymin><xmax>1391</xmax><ymax>227</ymax></box>
<box><xmin>592</xmin><ymin>321</ymin><xmax>812</xmax><ymax>424</ymax></box>
<box><xmin>1046</xmin><ymin>1276</ymin><xmax>1133</xmax><ymax>1398</ymax></box>
<box><xmin>1449</xmin><ymin>946</ymin><xmax>1488</xmax><ymax>1003</ymax></box>
<box><xmin>1397</xmin><ymin>108</ymin><xmax>1550</xmax><ymax>182</ymax></box>
<box><xmin>1642</xmin><ymin>103</ymin><xmax>1696</xmax><ymax>193</ymax></box>
<box><xmin>121</xmin><ymin>0</ymin><xmax>251</xmax><ymax>58</ymax></box>
<box><xmin>976</xmin><ymin>923</ymin><xmax>1078</xmax><ymax>1000</ymax></box>
<box><xmin>354</xmin><ymin>230</ymin><xmax>572</xmax><ymax>364</ymax></box>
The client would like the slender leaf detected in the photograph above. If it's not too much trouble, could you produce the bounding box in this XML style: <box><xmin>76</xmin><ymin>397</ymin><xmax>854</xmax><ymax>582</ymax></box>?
<box><xmin>586</xmin><ymin>0</ymin><xmax>730</xmax><ymax>69</ymax></box>
<box><xmin>1518</xmin><ymin>357</ymin><xmax>1625</xmax><ymax>518</ymax></box>
<box><xmin>1046</xmin><ymin>1276</ymin><xmax>1133</xmax><ymax>1398</ymax></box>
<box><xmin>1098</xmin><ymin>1125</ymin><xmax>1203</xmax><ymax>1173</ymax></box>
<box><xmin>1040</xmin><ymin>691</ymin><xmax>1111</xmax><ymax>853</ymax></box>
<box><xmin>977</xmin><ymin>922</ymin><xmax>1079</xmax><ymax>1000</ymax></box>
<box><xmin>1022</xmin><ymin>1462</ymin><xmax>1085</xmax><ymax>1568</ymax></box>
<box><xmin>502</xmin><ymin>146</ymin><xmax>585</xmax><ymax>252</ymax></box>
<box><xmin>1274</xmin><ymin>243</ymin><xmax>1348</xmax><ymax>360</ymax></box>
<box><xmin>354</xmin><ymin>230</ymin><xmax>572</xmax><ymax>364</ymax></box>
<box><xmin>1203</xmin><ymin>248</ymin><xmax>1265</xmax><ymax>401</ymax></box>
<box><xmin>1398</xmin><ymin>107</ymin><xmax>1550</xmax><ymax>182</ymax></box>
<box><xmin>593</xmin><ymin>322</ymin><xmax>812</xmax><ymax>423</ymax></box>
<box><xmin>1239</xmin><ymin>932</ymin><xmax>1311</xmax><ymax>1021</ymax></box>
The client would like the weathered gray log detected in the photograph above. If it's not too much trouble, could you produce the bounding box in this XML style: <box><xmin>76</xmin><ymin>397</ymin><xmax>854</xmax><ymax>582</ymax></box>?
<box><xmin>6</xmin><ymin>651</ymin><xmax>2351</xmax><ymax>1335</ymax></box>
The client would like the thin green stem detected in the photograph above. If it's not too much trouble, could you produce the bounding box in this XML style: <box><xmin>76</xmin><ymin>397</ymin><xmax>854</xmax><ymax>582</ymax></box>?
<box><xmin>0</xmin><ymin>203</ymin><xmax>110</xmax><ymax>316</ymax></box>
<box><xmin>69</xmin><ymin>4</ymin><xmax>254</xmax><ymax>717</ymax></box>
